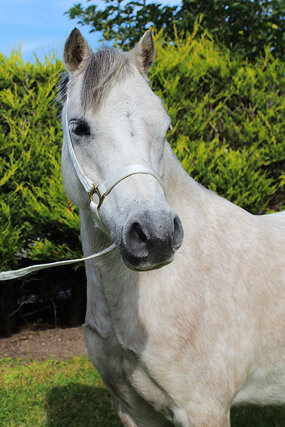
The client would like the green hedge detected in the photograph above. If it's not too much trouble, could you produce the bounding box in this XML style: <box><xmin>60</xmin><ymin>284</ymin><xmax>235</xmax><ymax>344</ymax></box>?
<box><xmin>151</xmin><ymin>26</ymin><xmax>284</xmax><ymax>213</ymax></box>
<box><xmin>0</xmin><ymin>52</ymin><xmax>80</xmax><ymax>270</ymax></box>
<box><xmin>0</xmin><ymin>29</ymin><xmax>284</xmax><ymax>270</ymax></box>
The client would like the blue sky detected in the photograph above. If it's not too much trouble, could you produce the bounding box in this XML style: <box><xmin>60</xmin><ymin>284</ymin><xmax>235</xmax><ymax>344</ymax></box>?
<box><xmin>0</xmin><ymin>0</ymin><xmax>179</xmax><ymax>63</ymax></box>
<box><xmin>0</xmin><ymin>0</ymin><xmax>100</xmax><ymax>62</ymax></box>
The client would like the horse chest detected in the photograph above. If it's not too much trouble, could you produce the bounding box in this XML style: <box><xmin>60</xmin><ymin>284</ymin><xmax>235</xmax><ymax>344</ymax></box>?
<box><xmin>84</xmin><ymin>323</ymin><xmax>174</xmax><ymax>420</ymax></box>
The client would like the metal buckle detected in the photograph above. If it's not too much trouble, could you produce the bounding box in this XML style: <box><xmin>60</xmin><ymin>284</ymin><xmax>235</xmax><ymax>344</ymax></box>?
<box><xmin>89</xmin><ymin>185</ymin><xmax>106</xmax><ymax>209</ymax></box>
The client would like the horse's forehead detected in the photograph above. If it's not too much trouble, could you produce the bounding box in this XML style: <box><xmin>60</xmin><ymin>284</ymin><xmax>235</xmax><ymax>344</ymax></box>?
<box><xmin>95</xmin><ymin>75</ymin><xmax>166</xmax><ymax>120</ymax></box>
<box><xmin>68</xmin><ymin>69</ymin><xmax>166</xmax><ymax>123</ymax></box>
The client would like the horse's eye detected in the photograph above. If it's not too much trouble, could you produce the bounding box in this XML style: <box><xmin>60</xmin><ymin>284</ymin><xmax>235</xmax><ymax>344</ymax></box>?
<box><xmin>71</xmin><ymin>120</ymin><xmax>90</xmax><ymax>136</ymax></box>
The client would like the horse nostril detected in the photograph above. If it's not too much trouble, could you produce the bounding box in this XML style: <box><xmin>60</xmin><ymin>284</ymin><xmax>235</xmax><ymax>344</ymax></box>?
<box><xmin>173</xmin><ymin>215</ymin><xmax>184</xmax><ymax>250</ymax></box>
<box><xmin>124</xmin><ymin>221</ymin><xmax>149</xmax><ymax>258</ymax></box>
<box><xmin>131</xmin><ymin>222</ymin><xmax>148</xmax><ymax>243</ymax></box>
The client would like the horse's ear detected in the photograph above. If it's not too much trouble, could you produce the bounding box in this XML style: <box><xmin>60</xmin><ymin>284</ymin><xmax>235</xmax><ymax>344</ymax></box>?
<box><xmin>64</xmin><ymin>28</ymin><xmax>91</xmax><ymax>74</ymax></box>
<box><xmin>132</xmin><ymin>30</ymin><xmax>155</xmax><ymax>74</ymax></box>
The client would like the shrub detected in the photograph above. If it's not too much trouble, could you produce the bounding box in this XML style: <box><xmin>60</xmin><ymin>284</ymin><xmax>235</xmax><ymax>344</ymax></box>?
<box><xmin>151</xmin><ymin>27</ymin><xmax>284</xmax><ymax>213</ymax></box>
<box><xmin>0</xmin><ymin>52</ymin><xmax>86</xmax><ymax>334</ymax></box>
<box><xmin>0</xmin><ymin>51</ymin><xmax>81</xmax><ymax>271</ymax></box>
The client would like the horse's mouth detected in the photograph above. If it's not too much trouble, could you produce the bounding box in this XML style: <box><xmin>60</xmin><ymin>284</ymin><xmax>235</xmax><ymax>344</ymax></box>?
<box><xmin>121</xmin><ymin>254</ymin><xmax>174</xmax><ymax>272</ymax></box>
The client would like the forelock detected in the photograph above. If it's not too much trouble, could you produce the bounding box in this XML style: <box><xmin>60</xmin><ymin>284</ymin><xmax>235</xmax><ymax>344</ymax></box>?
<box><xmin>57</xmin><ymin>71</ymin><xmax>69</xmax><ymax>106</ymax></box>
<box><xmin>81</xmin><ymin>48</ymin><xmax>129</xmax><ymax>110</ymax></box>
<box><xmin>57</xmin><ymin>47</ymin><xmax>129</xmax><ymax>110</ymax></box>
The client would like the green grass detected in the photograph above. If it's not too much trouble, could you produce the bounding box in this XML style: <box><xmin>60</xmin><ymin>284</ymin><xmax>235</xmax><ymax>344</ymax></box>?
<box><xmin>0</xmin><ymin>357</ymin><xmax>122</xmax><ymax>426</ymax></box>
<box><xmin>0</xmin><ymin>356</ymin><xmax>284</xmax><ymax>426</ymax></box>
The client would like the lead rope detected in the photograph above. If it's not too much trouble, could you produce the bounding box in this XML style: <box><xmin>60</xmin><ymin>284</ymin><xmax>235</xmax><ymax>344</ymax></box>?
<box><xmin>0</xmin><ymin>244</ymin><xmax>116</xmax><ymax>281</ymax></box>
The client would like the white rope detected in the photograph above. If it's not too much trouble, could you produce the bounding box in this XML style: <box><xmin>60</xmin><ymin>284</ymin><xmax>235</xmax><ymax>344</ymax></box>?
<box><xmin>0</xmin><ymin>243</ymin><xmax>116</xmax><ymax>281</ymax></box>
<box><xmin>95</xmin><ymin>163</ymin><xmax>164</xmax><ymax>198</ymax></box>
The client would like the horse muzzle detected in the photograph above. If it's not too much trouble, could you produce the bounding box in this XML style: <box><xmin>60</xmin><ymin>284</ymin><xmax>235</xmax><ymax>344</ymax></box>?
<box><xmin>118</xmin><ymin>207</ymin><xmax>184</xmax><ymax>271</ymax></box>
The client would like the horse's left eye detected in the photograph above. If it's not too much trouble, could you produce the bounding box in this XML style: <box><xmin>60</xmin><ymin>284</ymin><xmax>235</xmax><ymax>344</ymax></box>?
<box><xmin>71</xmin><ymin>121</ymin><xmax>90</xmax><ymax>136</ymax></box>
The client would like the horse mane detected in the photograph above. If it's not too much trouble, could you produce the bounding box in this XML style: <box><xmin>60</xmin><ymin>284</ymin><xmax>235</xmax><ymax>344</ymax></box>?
<box><xmin>57</xmin><ymin>47</ymin><xmax>129</xmax><ymax>110</ymax></box>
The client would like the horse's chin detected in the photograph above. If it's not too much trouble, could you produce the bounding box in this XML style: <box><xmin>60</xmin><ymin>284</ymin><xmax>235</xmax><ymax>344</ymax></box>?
<box><xmin>121</xmin><ymin>255</ymin><xmax>174</xmax><ymax>272</ymax></box>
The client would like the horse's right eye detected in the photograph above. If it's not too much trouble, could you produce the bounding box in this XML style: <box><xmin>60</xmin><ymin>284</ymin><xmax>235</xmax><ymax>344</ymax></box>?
<box><xmin>71</xmin><ymin>120</ymin><xmax>90</xmax><ymax>137</ymax></box>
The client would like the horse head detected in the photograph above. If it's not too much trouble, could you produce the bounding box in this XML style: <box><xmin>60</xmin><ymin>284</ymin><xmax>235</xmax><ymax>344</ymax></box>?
<box><xmin>60</xmin><ymin>28</ymin><xmax>184</xmax><ymax>271</ymax></box>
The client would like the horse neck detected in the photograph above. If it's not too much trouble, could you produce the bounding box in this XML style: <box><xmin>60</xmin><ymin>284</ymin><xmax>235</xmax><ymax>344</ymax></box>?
<box><xmin>162</xmin><ymin>141</ymin><xmax>203</xmax><ymax>214</ymax></box>
<box><xmin>81</xmin><ymin>207</ymin><xmax>142</xmax><ymax>342</ymax></box>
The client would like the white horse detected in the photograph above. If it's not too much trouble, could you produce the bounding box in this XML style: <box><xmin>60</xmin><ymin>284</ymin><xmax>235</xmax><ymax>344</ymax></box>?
<box><xmin>59</xmin><ymin>28</ymin><xmax>285</xmax><ymax>426</ymax></box>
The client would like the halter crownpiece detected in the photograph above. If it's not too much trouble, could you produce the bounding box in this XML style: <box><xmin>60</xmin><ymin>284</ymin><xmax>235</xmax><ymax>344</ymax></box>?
<box><xmin>64</xmin><ymin>103</ymin><xmax>165</xmax><ymax>232</ymax></box>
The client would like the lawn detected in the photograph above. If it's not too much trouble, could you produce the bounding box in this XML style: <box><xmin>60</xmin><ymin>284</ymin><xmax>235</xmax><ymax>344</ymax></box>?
<box><xmin>0</xmin><ymin>356</ymin><xmax>122</xmax><ymax>426</ymax></box>
<box><xmin>0</xmin><ymin>356</ymin><xmax>285</xmax><ymax>426</ymax></box>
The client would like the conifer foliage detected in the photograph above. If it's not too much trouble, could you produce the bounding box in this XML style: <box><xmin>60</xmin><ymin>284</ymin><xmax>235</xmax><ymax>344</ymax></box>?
<box><xmin>0</xmin><ymin>52</ymin><xmax>80</xmax><ymax>271</ymax></box>
<box><xmin>66</xmin><ymin>0</ymin><xmax>285</xmax><ymax>60</ymax></box>
<box><xmin>151</xmin><ymin>27</ymin><xmax>284</xmax><ymax>214</ymax></box>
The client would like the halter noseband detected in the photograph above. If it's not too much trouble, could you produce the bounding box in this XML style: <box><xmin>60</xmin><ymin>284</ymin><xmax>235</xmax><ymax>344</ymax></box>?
<box><xmin>65</xmin><ymin>105</ymin><xmax>164</xmax><ymax>233</ymax></box>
